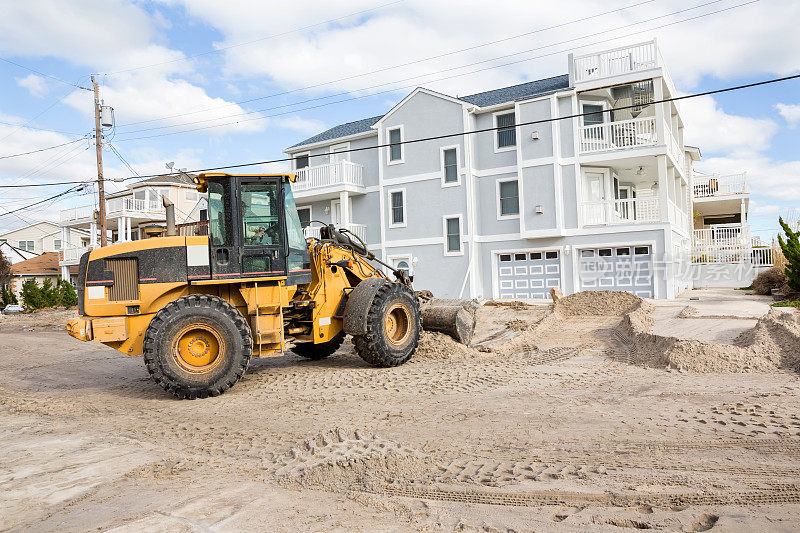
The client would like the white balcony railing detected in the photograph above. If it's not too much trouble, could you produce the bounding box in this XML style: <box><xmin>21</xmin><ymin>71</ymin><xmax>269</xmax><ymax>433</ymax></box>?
<box><xmin>691</xmin><ymin>224</ymin><xmax>771</xmax><ymax>265</ymax></box>
<box><xmin>60</xmin><ymin>205</ymin><xmax>95</xmax><ymax>223</ymax></box>
<box><xmin>579</xmin><ymin>116</ymin><xmax>657</xmax><ymax>154</ymax></box>
<box><xmin>573</xmin><ymin>41</ymin><xmax>659</xmax><ymax>83</ymax></box>
<box><xmin>668</xmin><ymin>199</ymin><xmax>690</xmax><ymax>231</ymax></box>
<box><xmin>665</xmin><ymin>125</ymin><xmax>686</xmax><ymax>172</ymax></box>
<box><xmin>579</xmin><ymin>197</ymin><xmax>660</xmax><ymax>226</ymax></box>
<box><xmin>293</xmin><ymin>161</ymin><xmax>364</xmax><ymax>192</ymax></box>
<box><xmin>107</xmin><ymin>197</ymin><xmax>165</xmax><ymax>217</ymax></box>
<box><xmin>693</xmin><ymin>173</ymin><xmax>748</xmax><ymax>198</ymax></box>
<box><xmin>59</xmin><ymin>246</ymin><xmax>93</xmax><ymax>265</ymax></box>
<box><xmin>303</xmin><ymin>223</ymin><xmax>367</xmax><ymax>243</ymax></box>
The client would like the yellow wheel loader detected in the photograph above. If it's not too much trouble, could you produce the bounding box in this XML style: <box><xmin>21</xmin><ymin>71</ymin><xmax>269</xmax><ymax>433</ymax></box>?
<box><xmin>66</xmin><ymin>173</ymin><xmax>452</xmax><ymax>399</ymax></box>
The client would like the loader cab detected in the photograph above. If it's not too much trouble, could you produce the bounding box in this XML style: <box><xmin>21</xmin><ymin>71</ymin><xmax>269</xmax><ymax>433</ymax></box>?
<box><xmin>203</xmin><ymin>173</ymin><xmax>312</xmax><ymax>285</ymax></box>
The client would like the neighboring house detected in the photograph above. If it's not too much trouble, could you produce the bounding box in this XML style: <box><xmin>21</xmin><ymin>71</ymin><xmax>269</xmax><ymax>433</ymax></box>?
<box><xmin>8</xmin><ymin>252</ymin><xmax>78</xmax><ymax>301</ymax></box>
<box><xmin>58</xmin><ymin>173</ymin><xmax>207</xmax><ymax>279</ymax></box>
<box><xmin>0</xmin><ymin>221</ymin><xmax>84</xmax><ymax>264</ymax></box>
<box><xmin>689</xmin><ymin>161</ymin><xmax>770</xmax><ymax>286</ymax></box>
<box><xmin>283</xmin><ymin>39</ymin><xmax>703</xmax><ymax>300</ymax></box>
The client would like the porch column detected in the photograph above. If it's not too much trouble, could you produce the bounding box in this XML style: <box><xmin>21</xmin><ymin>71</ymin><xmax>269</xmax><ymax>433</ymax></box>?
<box><xmin>118</xmin><ymin>217</ymin><xmax>125</xmax><ymax>242</ymax></box>
<box><xmin>740</xmin><ymin>199</ymin><xmax>747</xmax><ymax>226</ymax></box>
<box><xmin>61</xmin><ymin>266</ymin><xmax>70</xmax><ymax>281</ymax></box>
<box><xmin>61</xmin><ymin>226</ymin><xmax>69</xmax><ymax>250</ymax></box>
<box><xmin>339</xmin><ymin>190</ymin><xmax>350</xmax><ymax>229</ymax></box>
<box><xmin>126</xmin><ymin>217</ymin><xmax>132</xmax><ymax>241</ymax></box>
<box><xmin>653</xmin><ymin>78</ymin><xmax>666</xmax><ymax>145</ymax></box>
<box><xmin>657</xmin><ymin>155</ymin><xmax>669</xmax><ymax>222</ymax></box>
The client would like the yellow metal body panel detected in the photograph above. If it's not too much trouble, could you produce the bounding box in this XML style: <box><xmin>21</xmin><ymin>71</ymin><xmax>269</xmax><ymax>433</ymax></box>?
<box><xmin>92</xmin><ymin>317</ymin><xmax>128</xmax><ymax>343</ymax></box>
<box><xmin>66</xmin><ymin>317</ymin><xmax>93</xmax><ymax>341</ymax></box>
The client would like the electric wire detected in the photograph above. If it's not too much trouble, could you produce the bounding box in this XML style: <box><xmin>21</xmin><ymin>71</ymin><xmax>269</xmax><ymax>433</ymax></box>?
<box><xmin>0</xmin><ymin>138</ymin><xmax>86</xmax><ymax>160</ymax></box>
<box><xmin>114</xmin><ymin>0</ymin><xmax>756</xmax><ymax>141</ymax></box>
<box><xmin>115</xmin><ymin>0</ymin><xmax>658</xmax><ymax>128</ymax></box>
<box><xmin>0</xmin><ymin>57</ymin><xmax>91</xmax><ymax>90</ymax></box>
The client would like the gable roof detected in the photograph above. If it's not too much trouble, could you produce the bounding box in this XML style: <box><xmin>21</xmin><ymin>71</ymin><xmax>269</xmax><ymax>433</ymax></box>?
<box><xmin>10</xmin><ymin>251</ymin><xmax>78</xmax><ymax>276</ymax></box>
<box><xmin>0</xmin><ymin>241</ymin><xmax>39</xmax><ymax>264</ymax></box>
<box><xmin>459</xmin><ymin>75</ymin><xmax>571</xmax><ymax>107</ymax></box>
<box><xmin>132</xmin><ymin>173</ymin><xmax>196</xmax><ymax>187</ymax></box>
<box><xmin>0</xmin><ymin>221</ymin><xmax>60</xmax><ymax>240</ymax></box>
<box><xmin>289</xmin><ymin>116</ymin><xmax>383</xmax><ymax>150</ymax></box>
<box><xmin>286</xmin><ymin>75</ymin><xmax>571</xmax><ymax>151</ymax></box>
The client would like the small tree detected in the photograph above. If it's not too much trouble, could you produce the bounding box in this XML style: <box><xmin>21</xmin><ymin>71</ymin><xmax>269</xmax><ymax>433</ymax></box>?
<box><xmin>778</xmin><ymin>216</ymin><xmax>800</xmax><ymax>292</ymax></box>
<box><xmin>21</xmin><ymin>278</ymin><xmax>43</xmax><ymax>310</ymax></box>
<box><xmin>58</xmin><ymin>278</ymin><xmax>78</xmax><ymax>307</ymax></box>
<box><xmin>3</xmin><ymin>286</ymin><xmax>19</xmax><ymax>305</ymax></box>
<box><xmin>40</xmin><ymin>278</ymin><xmax>60</xmax><ymax>308</ymax></box>
<box><xmin>0</xmin><ymin>252</ymin><xmax>11</xmax><ymax>289</ymax></box>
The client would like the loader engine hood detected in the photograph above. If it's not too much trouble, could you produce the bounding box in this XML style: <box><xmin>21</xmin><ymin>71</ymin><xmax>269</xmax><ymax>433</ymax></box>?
<box><xmin>80</xmin><ymin>236</ymin><xmax>209</xmax><ymax>317</ymax></box>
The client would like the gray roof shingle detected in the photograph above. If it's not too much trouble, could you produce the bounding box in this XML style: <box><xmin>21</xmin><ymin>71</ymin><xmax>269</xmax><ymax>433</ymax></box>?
<box><xmin>288</xmin><ymin>74</ymin><xmax>571</xmax><ymax>149</ymax></box>
<box><xmin>289</xmin><ymin>115</ymin><xmax>383</xmax><ymax>149</ymax></box>
<box><xmin>459</xmin><ymin>75</ymin><xmax>570</xmax><ymax>107</ymax></box>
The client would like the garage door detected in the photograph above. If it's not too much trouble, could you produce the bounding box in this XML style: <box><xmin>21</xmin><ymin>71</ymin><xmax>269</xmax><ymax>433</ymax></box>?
<box><xmin>579</xmin><ymin>245</ymin><xmax>654</xmax><ymax>298</ymax></box>
<box><xmin>497</xmin><ymin>251</ymin><xmax>561</xmax><ymax>300</ymax></box>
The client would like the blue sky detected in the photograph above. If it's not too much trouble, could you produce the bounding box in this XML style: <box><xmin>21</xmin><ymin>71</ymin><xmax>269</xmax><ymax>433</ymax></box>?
<box><xmin>0</xmin><ymin>0</ymin><xmax>798</xmax><ymax>239</ymax></box>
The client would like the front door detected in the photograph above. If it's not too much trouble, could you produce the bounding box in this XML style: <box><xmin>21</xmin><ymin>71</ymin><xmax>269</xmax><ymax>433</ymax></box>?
<box><xmin>583</xmin><ymin>171</ymin><xmax>607</xmax><ymax>225</ymax></box>
<box><xmin>331</xmin><ymin>198</ymin><xmax>353</xmax><ymax>227</ymax></box>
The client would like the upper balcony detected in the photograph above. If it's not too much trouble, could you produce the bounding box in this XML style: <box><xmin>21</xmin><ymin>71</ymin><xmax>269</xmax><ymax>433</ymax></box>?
<box><xmin>60</xmin><ymin>197</ymin><xmax>166</xmax><ymax>228</ymax></box>
<box><xmin>571</xmin><ymin>40</ymin><xmax>667</xmax><ymax>91</ymax></box>
<box><xmin>693</xmin><ymin>173</ymin><xmax>748</xmax><ymax>199</ymax></box>
<box><xmin>292</xmin><ymin>160</ymin><xmax>366</xmax><ymax>201</ymax></box>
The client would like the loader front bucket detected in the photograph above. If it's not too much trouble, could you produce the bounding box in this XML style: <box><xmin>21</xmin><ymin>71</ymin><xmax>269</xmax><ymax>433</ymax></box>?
<box><xmin>418</xmin><ymin>298</ymin><xmax>479</xmax><ymax>346</ymax></box>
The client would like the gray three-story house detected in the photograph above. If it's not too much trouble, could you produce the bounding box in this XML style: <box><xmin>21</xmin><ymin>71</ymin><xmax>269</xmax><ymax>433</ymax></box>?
<box><xmin>284</xmin><ymin>40</ymin><xmax>698</xmax><ymax>300</ymax></box>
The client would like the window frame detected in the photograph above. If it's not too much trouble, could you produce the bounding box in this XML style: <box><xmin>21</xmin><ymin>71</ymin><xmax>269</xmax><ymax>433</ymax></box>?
<box><xmin>387</xmin><ymin>253</ymin><xmax>414</xmax><ymax>277</ymax></box>
<box><xmin>386</xmin><ymin>125</ymin><xmax>404</xmax><ymax>165</ymax></box>
<box><xmin>387</xmin><ymin>188</ymin><xmax>407</xmax><ymax>228</ymax></box>
<box><xmin>293</xmin><ymin>151</ymin><xmax>311</xmax><ymax>171</ymax></box>
<box><xmin>581</xmin><ymin>102</ymin><xmax>606</xmax><ymax>126</ymax></box>
<box><xmin>493</xmin><ymin>110</ymin><xmax>517</xmax><ymax>152</ymax></box>
<box><xmin>496</xmin><ymin>177</ymin><xmax>520</xmax><ymax>220</ymax></box>
<box><xmin>440</xmin><ymin>145</ymin><xmax>461</xmax><ymax>187</ymax></box>
<box><xmin>53</xmin><ymin>239</ymin><xmax>62</xmax><ymax>250</ymax></box>
<box><xmin>296</xmin><ymin>205</ymin><xmax>312</xmax><ymax>230</ymax></box>
<box><xmin>329</xmin><ymin>142</ymin><xmax>350</xmax><ymax>163</ymax></box>
<box><xmin>18</xmin><ymin>240</ymin><xmax>34</xmax><ymax>252</ymax></box>
<box><xmin>442</xmin><ymin>214</ymin><xmax>464</xmax><ymax>256</ymax></box>
<box><xmin>184</xmin><ymin>189</ymin><xmax>199</xmax><ymax>203</ymax></box>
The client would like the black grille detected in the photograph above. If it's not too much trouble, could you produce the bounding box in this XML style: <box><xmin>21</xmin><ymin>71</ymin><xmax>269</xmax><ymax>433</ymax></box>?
<box><xmin>77</xmin><ymin>251</ymin><xmax>90</xmax><ymax>315</ymax></box>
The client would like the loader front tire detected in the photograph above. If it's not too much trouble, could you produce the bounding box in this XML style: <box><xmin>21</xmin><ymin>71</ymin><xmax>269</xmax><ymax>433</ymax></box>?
<box><xmin>352</xmin><ymin>283</ymin><xmax>420</xmax><ymax>367</ymax></box>
<box><xmin>143</xmin><ymin>295</ymin><xmax>252</xmax><ymax>399</ymax></box>
<box><xmin>292</xmin><ymin>332</ymin><xmax>345</xmax><ymax>360</ymax></box>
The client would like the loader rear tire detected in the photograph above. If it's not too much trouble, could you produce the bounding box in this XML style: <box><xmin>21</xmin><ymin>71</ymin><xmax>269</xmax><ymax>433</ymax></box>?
<box><xmin>143</xmin><ymin>295</ymin><xmax>252</xmax><ymax>399</ymax></box>
<box><xmin>352</xmin><ymin>282</ymin><xmax>420</xmax><ymax>367</ymax></box>
<box><xmin>292</xmin><ymin>332</ymin><xmax>345</xmax><ymax>360</ymax></box>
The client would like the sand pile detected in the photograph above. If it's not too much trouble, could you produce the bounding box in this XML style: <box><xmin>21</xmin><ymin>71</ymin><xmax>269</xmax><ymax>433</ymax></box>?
<box><xmin>414</xmin><ymin>330</ymin><xmax>482</xmax><ymax>360</ymax></box>
<box><xmin>555</xmin><ymin>290</ymin><xmax>647</xmax><ymax>317</ymax></box>
<box><xmin>615</xmin><ymin>305</ymin><xmax>800</xmax><ymax>373</ymax></box>
<box><xmin>677</xmin><ymin>306</ymin><xmax>700</xmax><ymax>318</ymax></box>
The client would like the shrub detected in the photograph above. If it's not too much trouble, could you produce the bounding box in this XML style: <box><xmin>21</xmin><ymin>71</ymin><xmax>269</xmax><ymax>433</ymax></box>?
<box><xmin>40</xmin><ymin>278</ymin><xmax>59</xmax><ymax>308</ymax></box>
<box><xmin>57</xmin><ymin>278</ymin><xmax>78</xmax><ymax>307</ymax></box>
<box><xmin>21</xmin><ymin>279</ymin><xmax>43</xmax><ymax>310</ymax></box>
<box><xmin>778</xmin><ymin>216</ymin><xmax>800</xmax><ymax>292</ymax></box>
<box><xmin>752</xmin><ymin>266</ymin><xmax>788</xmax><ymax>296</ymax></box>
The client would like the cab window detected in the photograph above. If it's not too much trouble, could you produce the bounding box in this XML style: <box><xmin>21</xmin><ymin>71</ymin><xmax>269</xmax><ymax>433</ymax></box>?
<box><xmin>241</xmin><ymin>182</ymin><xmax>280</xmax><ymax>246</ymax></box>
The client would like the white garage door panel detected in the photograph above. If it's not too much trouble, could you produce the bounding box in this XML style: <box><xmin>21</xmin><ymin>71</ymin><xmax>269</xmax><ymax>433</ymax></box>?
<box><xmin>578</xmin><ymin>245</ymin><xmax>654</xmax><ymax>298</ymax></box>
<box><xmin>496</xmin><ymin>251</ymin><xmax>561</xmax><ymax>300</ymax></box>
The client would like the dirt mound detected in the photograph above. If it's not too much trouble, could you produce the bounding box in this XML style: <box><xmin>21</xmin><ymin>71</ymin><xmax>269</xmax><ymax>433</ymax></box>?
<box><xmin>415</xmin><ymin>330</ymin><xmax>480</xmax><ymax>360</ymax></box>
<box><xmin>484</xmin><ymin>300</ymin><xmax>530</xmax><ymax>310</ymax></box>
<box><xmin>615</xmin><ymin>306</ymin><xmax>800</xmax><ymax>373</ymax></box>
<box><xmin>678</xmin><ymin>306</ymin><xmax>700</xmax><ymax>318</ymax></box>
<box><xmin>555</xmin><ymin>290</ymin><xmax>645</xmax><ymax>316</ymax></box>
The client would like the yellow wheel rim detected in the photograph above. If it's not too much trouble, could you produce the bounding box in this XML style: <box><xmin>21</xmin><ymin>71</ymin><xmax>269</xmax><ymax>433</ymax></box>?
<box><xmin>385</xmin><ymin>302</ymin><xmax>412</xmax><ymax>347</ymax></box>
<box><xmin>172</xmin><ymin>323</ymin><xmax>225</xmax><ymax>374</ymax></box>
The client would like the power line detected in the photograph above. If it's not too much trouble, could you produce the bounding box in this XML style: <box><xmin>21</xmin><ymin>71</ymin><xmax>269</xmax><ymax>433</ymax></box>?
<box><xmin>103</xmin><ymin>0</ymin><xmax>404</xmax><ymax>77</ymax></box>
<box><xmin>114</xmin><ymin>0</ymin><xmax>755</xmax><ymax>141</ymax></box>
<box><xmin>0</xmin><ymin>180</ymin><xmax>94</xmax><ymax>189</ymax></box>
<box><xmin>0</xmin><ymin>138</ymin><xmax>86</xmax><ymax>160</ymax></box>
<box><xmin>4</xmin><ymin>72</ymin><xmax>798</xmax><ymax>189</ymax></box>
<box><xmin>0</xmin><ymin>57</ymin><xmax>91</xmax><ymax>90</ymax></box>
<box><xmin>116</xmin><ymin>0</ymin><xmax>658</xmax><ymax>128</ymax></box>
<box><xmin>0</xmin><ymin>185</ymin><xmax>84</xmax><ymax>218</ymax></box>
<box><xmin>115</xmin><ymin>72</ymin><xmax>800</xmax><ymax>179</ymax></box>
<box><xmin>0</xmin><ymin>119</ymin><xmax>85</xmax><ymax>136</ymax></box>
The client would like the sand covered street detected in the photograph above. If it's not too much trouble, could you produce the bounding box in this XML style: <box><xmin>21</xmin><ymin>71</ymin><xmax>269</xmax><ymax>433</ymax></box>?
<box><xmin>2</xmin><ymin>290</ymin><xmax>800</xmax><ymax>531</ymax></box>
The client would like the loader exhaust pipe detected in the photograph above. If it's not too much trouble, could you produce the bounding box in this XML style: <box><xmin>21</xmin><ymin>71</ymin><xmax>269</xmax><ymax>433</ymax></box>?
<box><xmin>163</xmin><ymin>197</ymin><xmax>176</xmax><ymax>236</ymax></box>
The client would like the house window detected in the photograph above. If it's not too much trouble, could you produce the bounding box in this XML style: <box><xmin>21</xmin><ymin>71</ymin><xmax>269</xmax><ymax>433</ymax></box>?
<box><xmin>294</xmin><ymin>154</ymin><xmax>309</xmax><ymax>169</ymax></box>
<box><xmin>18</xmin><ymin>240</ymin><xmax>34</xmax><ymax>251</ymax></box>
<box><xmin>498</xmin><ymin>180</ymin><xmax>519</xmax><ymax>216</ymax></box>
<box><xmin>297</xmin><ymin>206</ymin><xmax>311</xmax><ymax>229</ymax></box>
<box><xmin>445</xmin><ymin>217</ymin><xmax>461</xmax><ymax>254</ymax></box>
<box><xmin>582</xmin><ymin>104</ymin><xmax>604</xmax><ymax>126</ymax></box>
<box><xmin>396</xmin><ymin>261</ymin><xmax>410</xmax><ymax>274</ymax></box>
<box><xmin>496</xmin><ymin>112</ymin><xmax>516</xmax><ymax>149</ymax></box>
<box><xmin>185</xmin><ymin>190</ymin><xmax>199</xmax><ymax>202</ymax></box>
<box><xmin>199</xmin><ymin>209</ymin><xmax>208</xmax><ymax>222</ymax></box>
<box><xmin>442</xmin><ymin>147</ymin><xmax>458</xmax><ymax>184</ymax></box>
<box><xmin>133</xmin><ymin>190</ymin><xmax>146</xmax><ymax>201</ymax></box>
<box><xmin>388</xmin><ymin>127</ymin><xmax>403</xmax><ymax>162</ymax></box>
<box><xmin>390</xmin><ymin>190</ymin><xmax>405</xmax><ymax>226</ymax></box>
<box><xmin>53</xmin><ymin>239</ymin><xmax>61</xmax><ymax>250</ymax></box>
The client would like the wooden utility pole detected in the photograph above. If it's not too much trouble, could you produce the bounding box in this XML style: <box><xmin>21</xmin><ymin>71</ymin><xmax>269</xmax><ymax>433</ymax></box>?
<box><xmin>92</xmin><ymin>75</ymin><xmax>107</xmax><ymax>247</ymax></box>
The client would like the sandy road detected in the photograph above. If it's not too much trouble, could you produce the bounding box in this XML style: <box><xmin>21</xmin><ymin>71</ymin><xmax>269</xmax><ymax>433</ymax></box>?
<box><xmin>2</xmin><ymin>303</ymin><xmax>800</xmax><ymax>531</ymax></box>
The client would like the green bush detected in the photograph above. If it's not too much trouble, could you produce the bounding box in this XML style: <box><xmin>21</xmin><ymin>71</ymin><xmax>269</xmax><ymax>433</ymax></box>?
<box><xmin>21</xmin><ymin>279</ymin><xmax>43</xmax><ymax>309</ymax></box>
<box><xmin>40</xmin><ymin>278</ymin><xmax>59</xmax><ymax>308</ymax></box>
<box><xmin>779</xmin><ymin>216</ymin><xmax>800</xmax><ymax>292</ymax></box>
<box><xmin>58</xmin><ymin>278</ymin><xmax>78</xmax><ymax>307</ymax></box>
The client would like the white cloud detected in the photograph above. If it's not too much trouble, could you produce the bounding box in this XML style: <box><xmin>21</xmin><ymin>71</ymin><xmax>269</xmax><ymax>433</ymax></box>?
<box><xmin>273</xmin><ymin>116</ymin><xmax>326</xmax><ymax>135</ymax></box>
<box><xmin>15</xmin><ymin>74</ymin><xmax>49</xmax><ymax>98</ymax></box>
<box><xmin>681</xmin><ymin>95</ymin><xmax>778</xmax><ymax>157</ymax></box>
<box><xmin>776</xmin><ymin>103</ymin><xmax>800</xmax><ymax>128</ymax></box>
